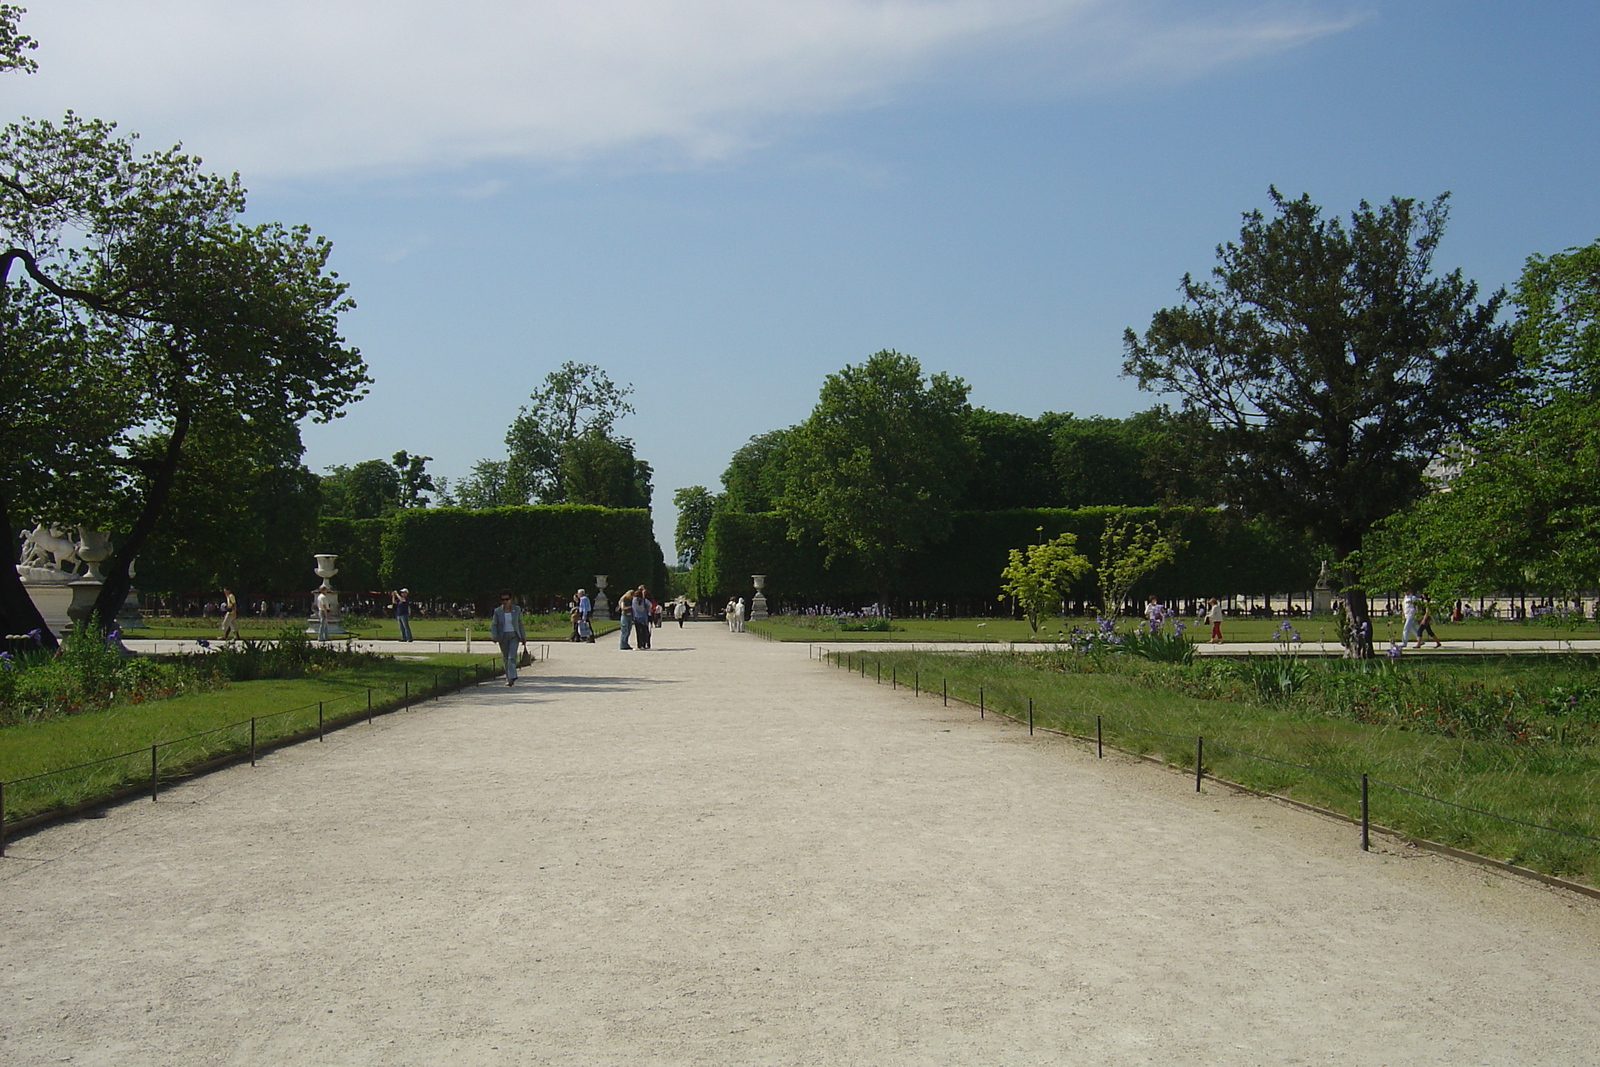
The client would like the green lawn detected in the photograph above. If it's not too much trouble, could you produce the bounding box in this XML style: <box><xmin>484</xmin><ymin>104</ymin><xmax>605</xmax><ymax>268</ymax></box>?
<box><xmin>748</xmin><ymin>614</ymin><xmax>1598</xmax><ymax>645</ymax></box>
<box><xmin>1</xmin><ymin>652</ymin><xmax>501</xmax><ymax>824</ymax></box>
<box><xmin>825</xmin><ymin>647</ymin><xmax>1600</xmax><ymax>888</ymax></box>
<box><xmin>127</xmin><ymin>613</ymin><xmax>619</xmax><ymax>642</ymax></box>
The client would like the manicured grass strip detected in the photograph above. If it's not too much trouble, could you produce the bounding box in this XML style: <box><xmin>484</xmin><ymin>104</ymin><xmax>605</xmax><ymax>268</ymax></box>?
<box><xmin>752</xmin><ymin>614</ymin><xmax>1597</xmax><ymax>645</ymax></box>
<box><xmin>131</xmin><ymin>615</ymin><xmax>619</xmax><ymax>642</ymax></box>
<box><xmin>821</xmin><ymin>648</ymin><xmax>1600</xmax><ymax>888</ymax></box>
<box><xmin>0</xmin><ymin>654</ymin><xmax>501</xmax><ymax>826</ymax></box>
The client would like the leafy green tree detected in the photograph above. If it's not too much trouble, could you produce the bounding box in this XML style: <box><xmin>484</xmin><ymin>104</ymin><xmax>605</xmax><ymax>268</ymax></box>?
<box><xmin>0</xmin><ymin>22</ymin><xmax>365</xmax><ymax>640</ymax></box>
<box><xmin>777</xmin><ymin>350</ymin><xmax>975</xmax><ymax>598</ymax></box>
<box><xmin>1051</xmin><ymin>414</ymin><xmax>1153</xmax><ymax>507</ymax></box>
<box><xmin>673</xmin><ymin>485</ymin><xmax>719</xmax><ymax>567</ymax></box>
<box><xmin>1363</xmin><ymin>237</ymin><xmax>1600</xmax><ymax>599</ymax></box>
<box><xmin>134</xmin><ymin>412</ymin><xmax>320</xmax><ymax>594</ymax></box>
<box><xmin>0</xmin><ymin>4</ymin><xmax>37</xmax><ymax>73</ymax></box>
<box><xmin>1096</xmin><ymin>515</ymin><xmax>1179</xmax><ymax>615</ymax></box>
<box><xmin>87</xmin><ymin>217</ymin><xmax>368</xmax><ymax>629</ymax></box>
<box><xmin>391</xmin><ymin>450</ymin><xmax>436</xmax><ymax>509</ymax></box>
<box><xmin>320</xmin><ymin>460</ymin><xmax>399</xmax><ymax>519</ymax></box>
<box><xmin>505</xmin><ymin>362</ymin><xmax>635</xmax><ymax>503</ymax></box>
<box><xmin>962</xmin><ymin>410</ymin><xmax>1061</xmax><ymax>510</ymax></box>
<box><xmin>560</xmin><ymin>431</ymin><xmax>652</xmax><ymax>510</ymax></box>
<box><xmin>999</xmin><ymin>530</ymin><xmax>1091</xmax><ymax>632</ymax></box>
<box><xmin>720</xmin><ymin>428</ymin><xmax>792</xmax><ymax>513</ymax></box>
<box><xmin>319</xmin><ymin>451</ymin><xmax>435</xmax><ymax>518</ymax></box>
<box><xmin>449</xmin><ymin>459</ymin><xmax>522</xmax><ymax>509</ymax></box>
<box><xmin>1123</xmin><ymin>189</ymin><xmax>1517</xmax><ymax>656</ymax></box>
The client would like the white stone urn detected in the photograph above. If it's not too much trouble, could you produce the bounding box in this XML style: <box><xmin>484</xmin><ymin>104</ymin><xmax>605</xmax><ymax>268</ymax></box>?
<box><xmin>751</xmin><ymin>574</ymin><xmax>769</xmax><ymax>620</ymax></box>
<box><xmin>306</xmin><ymin>553</ymin><xmax>346</xmax><ymax>636</ymax></box>
<box><xmin>593</xmin><ymin>574</ymin><xmax>610</xmax><ymax>621</ymax></box>
<box><xmin>76</xmin><ymin>528</ymin><xmax>113</xmax><ymax>581</ymax></box>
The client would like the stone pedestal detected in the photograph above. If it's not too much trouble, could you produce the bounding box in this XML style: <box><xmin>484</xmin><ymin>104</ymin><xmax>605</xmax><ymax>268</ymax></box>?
<box><xmin>1311</xmin><ymin>559</ymin><xmax>1335</xmax><ymax>615</ymax></box>
<box><xmin>593</xmin><ymin>575</ymin><xmax>610</xmax><ymax>621</ymax></box>
<box><xmin>18</xmin><ymin>569</ymin><xmax>73</xmax><ymax>637</ymax></box>
<box><xmin>751</xmin><ymin>574</ymin><xmax>769</xmax><ymax>620</ymax></box>
<box><xmin>67</xmin><ymin>579</ymin><xmax>104</xmax><ymax>629</ymax></box>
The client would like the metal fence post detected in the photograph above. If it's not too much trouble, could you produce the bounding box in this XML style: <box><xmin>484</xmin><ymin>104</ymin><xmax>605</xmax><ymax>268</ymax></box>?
<box><xmin>1</xmin><ymin>779</ymin><xmax>7</xmax><ymax>857</ymax></box>
<box><xmin>1096</xmin><ymin>715</ymin><xmax>1103</xmax><ymax>758</ymax></box>
<box><xmin>1195</xmin><ymin>736</ymin><xmax>1203</xmax><ymax>791</ymax></box>
<box><xmin>151</xmin><ymin>744</ymin><xmax>159</xmax><ymax>801</ymax></box>
<box><xmin>914</xmin><ymin>671</ymin><xmax>919</xmax><ymax>697</ymax></box>
<box><xmin>368</xmin><ymin>687</ymin><xmax>374</xmax><ymax>724</ymax></box>
<box><xmin>318</xmin><ymin>701</ymin><xmax>324</xmax><ymax>741</ymax></box>
<box><xmin>404</xmin><ymin>680</ymin><xmax>409</xmax><ymax>705</ymax></box>
<box><xmin>979</xmin><ymin>687</ymin><xmax>984</xmax><ymax>718</ymax></box>
<box><xmin>1361</xmin><ymin>773</ymin><xmax>1370</xmax><ymax>852</ymax></box>
<box><xmin>892</xmin><ymin>666</ymin><xmax>896</xmax><ymax>690</ymax></box>
<box><xmin>250</xmin><ymin>718</ymin><xmax>257</xmax><ymax>766</ymax></box>
<box><xmin>943</xmin><ymin>678</ymin><xmax>947</xmax><ymax>707</ymax></box>
<box><xmin>1028</xmin><ymin>698</ymin><xmax>1034</xmax><ymax>735</ymax></box>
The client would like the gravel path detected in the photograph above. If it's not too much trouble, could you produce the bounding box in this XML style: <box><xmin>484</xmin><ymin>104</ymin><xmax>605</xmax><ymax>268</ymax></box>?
<box><xmin>4</xmin><ymin>624</ymin><xmax>1600</xmax><ymax>1066</ymax></box>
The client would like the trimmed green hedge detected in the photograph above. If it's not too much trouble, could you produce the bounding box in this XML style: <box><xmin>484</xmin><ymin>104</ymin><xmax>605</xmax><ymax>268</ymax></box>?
<box><xmin>381</xmin><ymin>505</ymin><xmax>663</xmax><ymax>602</ymax></box>
<box><xmin>692</xmin><ymin>507</ymin><xmax>1316</xmax><ymax>605</ymax></box>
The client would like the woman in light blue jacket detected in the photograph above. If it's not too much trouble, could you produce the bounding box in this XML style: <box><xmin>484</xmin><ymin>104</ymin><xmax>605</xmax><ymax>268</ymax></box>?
<box><xmin>490</xmin><ymin>589</ymin><xmax>527</xmax><ymax>686</ymax></box>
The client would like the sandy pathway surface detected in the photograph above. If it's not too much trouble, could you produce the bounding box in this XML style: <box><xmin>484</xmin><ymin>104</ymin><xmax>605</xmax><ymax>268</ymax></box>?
<box><xmin>4</xmin><ymin>624</ymin><xmax>1600</xmax><ymax>1066</ymax></box>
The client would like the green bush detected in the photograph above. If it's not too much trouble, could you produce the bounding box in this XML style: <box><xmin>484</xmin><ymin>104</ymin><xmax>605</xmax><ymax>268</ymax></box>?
<box><xmin>0</xmin><ymin>632</ymin><xmax>210</xmax><ymax>725</ymax></box>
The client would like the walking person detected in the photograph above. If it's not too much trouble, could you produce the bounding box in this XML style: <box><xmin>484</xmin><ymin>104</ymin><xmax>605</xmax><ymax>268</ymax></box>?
<box><xmin>618</xmin><ymin>590</ymin><xmax>635</xmax><ymax>649</ymax></box>
<box><xmin>733</xmin><ymin>597</ymin><xmax>747</xmax><ymax>633</ymax></box>
<box><xmin>219</xmin><ymin>587</ymin><xmax>240</xmax><ymax>641</ymax></box>
<box><xmin>491</xmin><ymin>590</ymin><xmax>527</xmax><ymax>686</ymax></box>
<box><xmin>1206</xmin><ymin>597</ymin><xmax>1224</xmax><ymax>644</ymax></box>
<box><xmin>392</xmin><ymin>588</ymin><xmax>414</xmax><ymax>642</ymax></box>
<box><xmin>674</xmin><ymin>598</ymin><xmax>687</xmax><ymax>628</ymax></box>
<box><xmin>1401</xmin><ymin>588</ymin><xmax>1421</xmax><ymax>646</ymax></box>
<box><xmin>1415</xmin><ymin>594</ymin><xmax>1442</xmax><ymax>649</ymax></box>
<box><xmin>632</xmin><ymin>586</ymin><xmax>653</xmax><ymax>650</ymax></box>
<box><xmin>568</xmin><ymin>593</ymin><xmax>581</xmax><ymax>643</ymax></box>
<box><xmin>577</xmin><ymin>588</ymin><xmax>594</xmax><ymax>642</ymax></box>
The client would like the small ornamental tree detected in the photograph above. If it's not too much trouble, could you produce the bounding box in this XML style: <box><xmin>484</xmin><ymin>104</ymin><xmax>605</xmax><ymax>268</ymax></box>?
<box><xmin>1097</xmin><ymin>515</ymin><xmax>1178</xmax><ymax>616</ymax></box>
<box><xmin>999</xmin><ymin>530</ymin><xmax>1091</xmax><ymax>632</ymax></box>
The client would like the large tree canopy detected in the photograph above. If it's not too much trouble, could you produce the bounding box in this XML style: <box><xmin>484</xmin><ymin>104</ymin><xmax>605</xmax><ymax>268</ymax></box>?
<box><xmin>505</xmin><ymin>362</ymin><xmax>635</xmax><ymax>503</ymax></box>
<box><xmin>777</xmin><ymin>349</ymin><xmax>975</xmax><ymax>596</ymax></box>
<box><xmin>1123</xmin><ymin>189</ymin><xmax>1517</xmax><ymax>655</ymax></box>
<box><xmin>0</xmin><ymin>16</ymin><xmax>369</xmax><ymax>636</ymax></box>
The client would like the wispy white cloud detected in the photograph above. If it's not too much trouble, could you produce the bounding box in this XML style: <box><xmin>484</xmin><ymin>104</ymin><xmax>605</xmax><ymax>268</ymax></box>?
<box><xmin>6</xmin><ymin>1</ymin><xmax>1362</xmax><ymax>180</ymax></box>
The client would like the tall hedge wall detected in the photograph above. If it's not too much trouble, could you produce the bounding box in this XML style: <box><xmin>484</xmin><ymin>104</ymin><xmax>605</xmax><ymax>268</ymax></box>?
<box><xmin>692</xmin><ymin>507</ymin><xmax>1316</xmax><ymax>606</ymax></box>
<box><xmin>381</xmin><ymin>505</ymin><xmax>663</xmax><ymax>602</ymax></box>
<box><xmin>315</xmin><ymin>517</ymin><xmax>388</xmax><ymax>594</ymax></box>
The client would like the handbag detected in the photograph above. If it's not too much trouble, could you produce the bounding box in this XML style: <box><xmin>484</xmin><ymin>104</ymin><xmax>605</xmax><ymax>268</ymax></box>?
<box><xmin>516</xmin><ymin>648</ymin><xmax>533</xmax><ymax>668</ymax></box>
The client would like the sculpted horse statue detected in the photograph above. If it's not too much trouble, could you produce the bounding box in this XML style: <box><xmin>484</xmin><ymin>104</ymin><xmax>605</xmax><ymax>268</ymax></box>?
<box><xmin>18</xmin><ymin>523</ymin><xmax>81</xmax><ymax>574</ymax></box>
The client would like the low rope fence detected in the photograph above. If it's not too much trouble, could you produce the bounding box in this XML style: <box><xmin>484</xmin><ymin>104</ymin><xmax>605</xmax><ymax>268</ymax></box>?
<box><xmin>815</xmin><ymin>647</ymin><xmax>1600</xmax><ymax>900</ymax></box>
<box><xmin>0</xmin><ymin>654</ymin><xmax>523</xmax><ymax>854</ymax></box>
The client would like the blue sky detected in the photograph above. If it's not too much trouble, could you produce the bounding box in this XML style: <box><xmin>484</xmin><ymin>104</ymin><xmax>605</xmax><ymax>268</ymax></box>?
<box><xmin>11</xmin><ymin>2</ymin><xmax>1599</xmax><ymax>558</ymax></box>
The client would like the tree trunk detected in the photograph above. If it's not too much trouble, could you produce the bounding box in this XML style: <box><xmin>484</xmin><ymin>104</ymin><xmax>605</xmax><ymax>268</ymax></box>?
<box><xmin>1339</xmin><ymin>560</ymin><xmax>1375</xmax><ymax>659</ymax></box>
<box><xmin>90</xmin><ymin>406</ymin><xmax>191</xmax><ymax>634</ymax></box>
